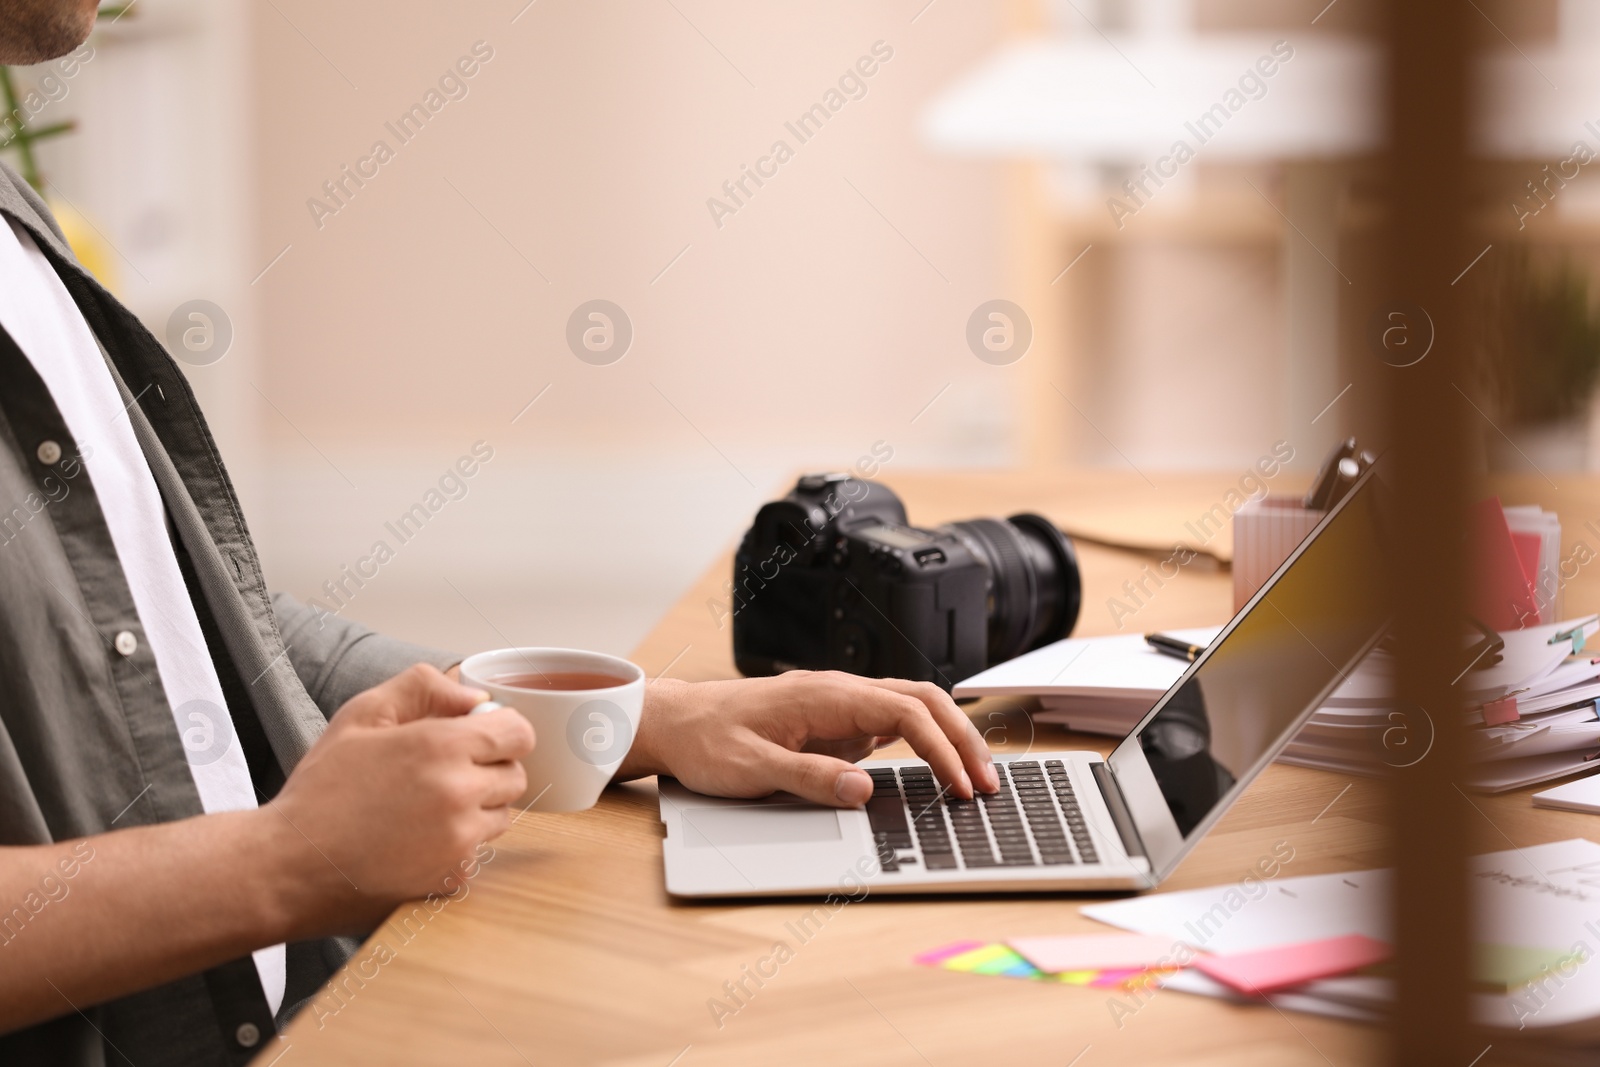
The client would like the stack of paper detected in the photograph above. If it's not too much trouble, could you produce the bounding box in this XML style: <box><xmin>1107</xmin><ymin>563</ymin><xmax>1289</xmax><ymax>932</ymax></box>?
<box><xmin>1447</xmin><ymin>619</ymin><xmax>1600</xmax><ymax>789</ymax></box>
<box><xmin>954</xmin><ymin>618</ymin><xmax>1600</xmax><ymax>793</ymax></box>
<box><xmin>953</xmin><ymin>626</ymin><xmax>1221</xmax><ymax>734</ymax></box>
<box><xmin>1284</xmin><ymin>618</ymin><xmax>1600</xmax><ymax>791</ymax></box>
<box><xmin>1081</xmin><ymin>838</ymin><xmax>1600</xmax><ymax>1042</ymax></box>
<box><xmin>954</xmin><ymin>627</ymin><xmax>1399</xmax><ymax>773</ymax></box>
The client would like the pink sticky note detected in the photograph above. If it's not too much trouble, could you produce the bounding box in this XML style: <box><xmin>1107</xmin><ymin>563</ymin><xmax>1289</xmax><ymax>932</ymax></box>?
<box><xmin>1087</xmin><ymin>967</ymin><xmax>1147</xmax><ymax>989</ymax></box>
<box><xmin>1009</xmin><ymin>934</ymin><xmax>1183</xmax><ymax>974</ymax></box>
<box><xmin>913</xmin><ymin>940</ymin><xmax>985</xmax><ymax>967</ymax></box>
<box><xmin>1193</xmin><ymin>935</ymin><xmax>1392</xmax><ymax>995</ymax></box>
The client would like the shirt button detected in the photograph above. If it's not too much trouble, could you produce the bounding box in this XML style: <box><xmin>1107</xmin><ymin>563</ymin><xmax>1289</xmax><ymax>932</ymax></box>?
<box><xmin>36</xmin><ymin>440</ymin><xmax>62</xmax><ymax>465</ymax></box>
<box><xmin>113</xmin><ymin>630</ymin><xmax>138</xmax><ymax>656</ymax></box>
<box><xmin>235</xmin><ymin>1022</ymin><xmax>260</xmax><ymax>1048</ymax></box>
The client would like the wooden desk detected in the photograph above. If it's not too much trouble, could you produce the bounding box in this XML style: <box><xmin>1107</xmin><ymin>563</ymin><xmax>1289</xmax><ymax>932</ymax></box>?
<box><xmin>270</xmin><ymin>470</ymin><xmax>1600</xmax><ymax>1066</ymax></box>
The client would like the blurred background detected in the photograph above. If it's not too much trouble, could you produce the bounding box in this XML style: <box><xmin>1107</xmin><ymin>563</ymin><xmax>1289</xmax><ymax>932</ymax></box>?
<box><xmin>5</xmin><ymin>0</ymin><xmax>1598</xmax><ymax>657</ymax></box>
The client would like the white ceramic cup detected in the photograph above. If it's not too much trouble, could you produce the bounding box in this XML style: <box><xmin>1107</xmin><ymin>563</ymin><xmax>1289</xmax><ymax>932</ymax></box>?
<box><xmin>458</xmin><ymin>647</ymin><xmax>645</xmax><ymax>813</ymax></box>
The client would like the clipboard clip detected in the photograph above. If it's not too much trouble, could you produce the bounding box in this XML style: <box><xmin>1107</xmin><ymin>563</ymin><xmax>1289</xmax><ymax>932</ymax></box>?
<box><xmin>1447</xmin><ymin>616</ymin><xmax>1505</xmax><ymax>687</ymax></box>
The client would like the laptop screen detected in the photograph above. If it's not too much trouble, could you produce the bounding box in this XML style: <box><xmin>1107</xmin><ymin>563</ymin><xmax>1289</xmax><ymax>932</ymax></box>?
<box><xmin>1110</xmin><ymin>472</ymin><xmax>1388</xmax><ymax>871</ymax></box>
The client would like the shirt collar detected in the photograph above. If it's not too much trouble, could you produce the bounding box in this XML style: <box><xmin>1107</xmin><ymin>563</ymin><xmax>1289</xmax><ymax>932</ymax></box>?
<box><xmin>0</xmin><ymin>159</ymin><xmax>86</xmax><ymax>274</ymax></box>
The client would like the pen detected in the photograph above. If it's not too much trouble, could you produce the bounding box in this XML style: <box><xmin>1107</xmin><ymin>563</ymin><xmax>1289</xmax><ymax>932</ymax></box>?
<box><xmin>1146</xmin><ymin>632</ymin><xmax>1205</xmax><ymax>662</ymax></box>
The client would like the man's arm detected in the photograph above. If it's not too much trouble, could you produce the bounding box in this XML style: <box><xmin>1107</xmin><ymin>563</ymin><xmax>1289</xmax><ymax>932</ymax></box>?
<box><xmin>0</xmin><ymin>665</ymin><xmax>533</xmax><ymax>1036</ymax></box>
<box><xmin>272</xmin><ymin>592</ymin><xmax>461</xmax><ymax>716</ymax></box>
<box><xmin>0</xmin><ymin>660</ymin><xmax>988</xmax><ymax>1035</ymax></box>
<box><xmin>0</xmin><ymin>809</ymin><xmax>337</xmax><ymax>1033</ymax></box>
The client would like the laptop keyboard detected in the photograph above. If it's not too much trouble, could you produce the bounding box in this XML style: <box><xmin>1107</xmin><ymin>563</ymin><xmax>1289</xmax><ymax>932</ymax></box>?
<box><xmin>863</xmin><ymin>760</ymin><xmax>1100</xmax><ymax>874</ymax></box>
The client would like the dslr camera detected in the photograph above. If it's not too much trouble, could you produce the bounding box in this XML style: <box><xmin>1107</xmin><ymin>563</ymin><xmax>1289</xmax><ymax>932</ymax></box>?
<box><xmin>731</xmin><ymin>473</ymin><xmax>1081</xmax><ymax>689</ymax></box>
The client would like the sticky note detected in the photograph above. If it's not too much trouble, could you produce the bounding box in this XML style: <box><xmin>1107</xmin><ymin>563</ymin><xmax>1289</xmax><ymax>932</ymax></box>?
<box><xmin>912</xmin><ymin>940</ymin><xmax>985</xmax><ymax>967</ymax></box>
<box><xmin>1055</xmin><ymin>969</ymin><xmax>1098</xmax><ymax>986</ymax></box>
<box><xmin>941</xmin><ymin>943</ymin><xmax>1040</xmax><ymax>978</ymax></box>
<box><xmin>1192</xmin><ymin>935</ymin><xmax>1392</xmax><ymax>995</ymax></box>
<box><xmin>1474</xmin><ymin>943</ymin><xmax>1583</xmax><ymax>990</ymax></box>
<box><xmin>1087</xmin><ymin>967</ymin><xmax>1149</xmax><ymax>989</ymax></box>
<box><xmin>1010</xmin><ymin>933</ymin><xmax>1184</xmax><ymax>974</ymax></box>
<box><xmin>917</xmin><ymin>941</ymin><xmax>1179</xmax><ymax>989</ymax></box>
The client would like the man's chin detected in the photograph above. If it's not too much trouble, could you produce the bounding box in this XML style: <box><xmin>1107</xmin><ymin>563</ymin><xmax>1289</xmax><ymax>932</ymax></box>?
<box><xmin>0</xmin><ymin>0</ymin><xmax>97</xmax><ymax>66</ymax></box>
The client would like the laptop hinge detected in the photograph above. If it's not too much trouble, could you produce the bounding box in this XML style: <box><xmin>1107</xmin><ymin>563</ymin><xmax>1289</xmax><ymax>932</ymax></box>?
<box><xmin>1091</xmin><ymin>761</ymin><xmax>1148</xmax><ymax>861</ymax></box>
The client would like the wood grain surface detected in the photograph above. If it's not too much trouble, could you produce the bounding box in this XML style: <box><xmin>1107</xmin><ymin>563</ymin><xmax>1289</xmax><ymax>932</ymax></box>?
<box><xmin>266</xmin><ymin>469</ymin><xmax>1600</xmax><ymax>1066</ymax></box>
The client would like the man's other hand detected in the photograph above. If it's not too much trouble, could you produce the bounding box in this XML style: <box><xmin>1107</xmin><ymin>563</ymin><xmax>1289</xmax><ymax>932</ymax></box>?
<box><xmin>618</xmin><ymin>672</ymin><xmax>998</xmax><ymax>808</ymax></box>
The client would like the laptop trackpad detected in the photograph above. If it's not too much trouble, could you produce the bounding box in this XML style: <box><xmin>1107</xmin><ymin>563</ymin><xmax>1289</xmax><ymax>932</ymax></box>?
<box><xmin>683</xmin><ymin>806</ymin><xmax>842</xmax><ymax>848</ymax></box>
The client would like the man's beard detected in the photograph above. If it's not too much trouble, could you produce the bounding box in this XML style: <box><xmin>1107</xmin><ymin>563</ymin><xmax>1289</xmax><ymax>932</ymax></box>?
<box><xmin>0</xmin><ymin>0</ymin><xmax>96</xmax><ymax>66</ymax></box>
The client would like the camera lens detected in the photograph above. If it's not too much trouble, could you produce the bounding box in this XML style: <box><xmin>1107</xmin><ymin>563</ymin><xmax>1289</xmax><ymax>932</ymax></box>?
<box><xmin>942</xmin><ymin>514</ymin><xmax>1081</xmax><ymax>664</ymax></box>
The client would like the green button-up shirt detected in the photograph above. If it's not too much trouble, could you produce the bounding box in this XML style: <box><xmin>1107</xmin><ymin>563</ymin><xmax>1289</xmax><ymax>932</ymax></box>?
<box><xmin>0</xmin><ymin>162</ymin><xmax>456</xmax><ymax>1066</ymax></box>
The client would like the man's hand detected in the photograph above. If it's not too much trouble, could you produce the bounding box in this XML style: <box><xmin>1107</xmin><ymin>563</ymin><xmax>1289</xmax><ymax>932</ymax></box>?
<box><xmin>270</xmin><ymin>663</ymin><xmax>535</xmax><ymax>933</ymax></box>
<box><xmin>0</xmin><ymin>663</ymin><xmax>536</xmax><ymax>1034</ymax></box>
<box><xmin>616</xmin><ymin>672</ymin><xmax>998</xmax><ymax>807</ymax></box>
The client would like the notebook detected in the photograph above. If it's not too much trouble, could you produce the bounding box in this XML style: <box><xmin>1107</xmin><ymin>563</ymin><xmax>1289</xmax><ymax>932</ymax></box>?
<box><xmin>1532</xmin><ymin>772</ymin><xmax>1600</xmax><ymax>814</ymax></box>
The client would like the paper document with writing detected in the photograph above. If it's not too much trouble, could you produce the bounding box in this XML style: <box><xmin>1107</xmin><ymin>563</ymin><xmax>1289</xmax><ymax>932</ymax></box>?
<box><xmin>1084</xmin><ymin>839</ymin><xmax>1600</xmax><ymax>1038</ymax></box>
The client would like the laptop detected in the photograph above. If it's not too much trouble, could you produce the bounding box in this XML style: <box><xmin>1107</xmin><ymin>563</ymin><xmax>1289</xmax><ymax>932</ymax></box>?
<box><xmin>658</xmin><ymin>469</ymin><xmax>1387</xmax><ymax>897</ymax></box>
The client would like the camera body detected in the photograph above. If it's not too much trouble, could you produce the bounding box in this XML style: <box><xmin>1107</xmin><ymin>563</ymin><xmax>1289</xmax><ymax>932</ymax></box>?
<box><xmin>731</xmin><ymin>474</ymin><xmax>1080</xmax><ymax>688</ymax></box>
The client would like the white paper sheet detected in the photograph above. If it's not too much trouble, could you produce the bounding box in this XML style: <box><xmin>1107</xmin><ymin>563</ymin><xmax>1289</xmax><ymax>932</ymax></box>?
<box><xmin>1086</xmin><ymin>839</ymin><xmax>1600</xmax><ymax>1037</ymax></box>
<box><xmin>1521</xmin><ymin>657</ymin><xmax>1600</xmax><ymax>702</ymax></box>
<box><xmin>1469</xmin><ymin>752</ymin><xmax>1598</xmax><ymax>793</ymax></box>
<box><xmin>1476</xmin><ymin>720</ymin><xmax>1600</xmax><ymax>761</ymax></box>
<box><xmin>1534</xmin><ymin>772</ymin><xmax>1600</xmax><ymax>814</ymax></box>
<box><xmin>1463</xmin><ymin>620</ymin><xmax>1590</xmax><ymax>702</ymax></box>
<box><xmin>953</xmin><ymin>627</ymin><xmax>1223</xmax><ymax>700</ymax></box>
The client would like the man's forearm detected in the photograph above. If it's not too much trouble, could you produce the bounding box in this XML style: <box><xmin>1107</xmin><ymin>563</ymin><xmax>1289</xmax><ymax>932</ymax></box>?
<box><xmin>612</xmin><ymin>677</ymin><xmax>688</xmax><ymax>782</ymax></box>
<box><xmin>0</xmin><ymin>808</ymin><xmax>363</xmax><ymax>1035</ymax></box>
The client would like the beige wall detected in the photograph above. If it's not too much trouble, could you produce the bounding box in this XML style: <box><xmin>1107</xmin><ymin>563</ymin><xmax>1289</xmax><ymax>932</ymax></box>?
<box><xmin>247</xmin><ymin>0</ymin><xmax>1019</xmax><ymax>653</ymax></box>
<box><xmin>26</xmin><ymin>1</ymin><xmax>1421</xmax><ymax>657</ymax></box>
<box><xmin>251</xmin><ymin>1</ymin><xmax>1013</xmax><ymax>451</ymax></box>
<box><xmin>22</xmin><ymin>0</ymin><xmax>1595</xmax><ymax>661</ymax></box>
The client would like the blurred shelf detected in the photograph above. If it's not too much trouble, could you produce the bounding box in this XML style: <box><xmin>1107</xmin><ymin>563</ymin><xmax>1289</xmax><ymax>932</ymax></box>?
<box><xmin>1040</xmin><ymin>182</ymin><xmax>1287</xmax><ymax>242</ymax></box>
<box><xmin>921</xmin><ymin>35</ymin><xmax>1381</xmax><ymax>162</ymax></box>
<box><xmin>925</xmin><ymin>34</ymin><xmax>1600</xmax><ymax>165</ymax></box>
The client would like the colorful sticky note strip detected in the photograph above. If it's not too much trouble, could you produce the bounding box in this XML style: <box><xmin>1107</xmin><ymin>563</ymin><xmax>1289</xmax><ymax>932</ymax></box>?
<box><xmin>1474</xmin><ymin>943</ymin><xmax>1584</xmax><ymax>990</ymax></box>
<box><xmin>941</xmin><ymin>943</ymin><xmax>1040</xmax><ymax>978</ymax></box>
<box><xmin>1193</xmin><ymin>935</ymin><xmax>1392</xmax><ymax>995</ymax></box>
<box><xmin>912</xmin><ymin>940</ymin><xmax>985</xmax><ymax>967</ymax></box>
<box><xmin>1088</xmin><ymin>966</ymin><xmax>1165</xmax><ymax>990</ymax></box>
<box><xmin>1009</xmin><ymin>933</ymin><xmax>1183</xmax><ymax>974</ymax></box>
<box><xmin>914</xmin><ymin>941</ymin><xmax>1177</xmax><ymax>991</ymax></box>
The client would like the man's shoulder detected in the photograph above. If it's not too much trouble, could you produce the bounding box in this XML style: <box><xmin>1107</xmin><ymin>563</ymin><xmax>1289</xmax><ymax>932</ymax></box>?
<box><xmin>0</xmin><ymin>160</ymin><xmax>72</xmax><ymax>254</ymax></box>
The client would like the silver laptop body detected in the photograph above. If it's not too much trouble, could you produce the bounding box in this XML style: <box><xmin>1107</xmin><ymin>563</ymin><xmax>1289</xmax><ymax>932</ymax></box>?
<box><xmin>659</xmin><ymin>471</ymin><xmax>1386</xmax><ymax>898</ymax></box>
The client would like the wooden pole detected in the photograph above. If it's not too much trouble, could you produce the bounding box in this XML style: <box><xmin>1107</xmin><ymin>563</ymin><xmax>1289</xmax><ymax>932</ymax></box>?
<box><xmin>1385</xmin><ymin>0</ymin><xmax>1477</xmax><ymax>1061</ymax></box>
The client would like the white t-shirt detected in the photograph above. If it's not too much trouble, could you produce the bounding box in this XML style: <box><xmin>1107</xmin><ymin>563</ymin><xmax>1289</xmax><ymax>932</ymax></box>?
<box><xmin>0</xmin><ymin>218</ymin><xmax>284</xmax><ymax>1016</ymax></box>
